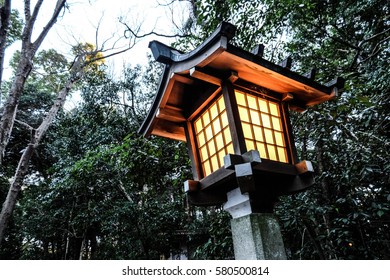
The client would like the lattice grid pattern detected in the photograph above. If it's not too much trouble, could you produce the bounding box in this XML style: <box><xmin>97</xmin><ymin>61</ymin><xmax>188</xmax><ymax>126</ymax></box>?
<box><xmin>235</xmin><ymin>90</ymin><xmax>288</xmax><ymax>163</ymax></box>
<box><xmin>194</xmin><ymin>95</ymin><xmax>234</xmax><ymax>177</ymax></box>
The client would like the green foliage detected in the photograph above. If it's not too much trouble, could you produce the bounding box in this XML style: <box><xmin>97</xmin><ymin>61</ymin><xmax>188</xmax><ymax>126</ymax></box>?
<box><xmin>3</xmin><ymin>9</ymin><xmax>23</xmax><ymax>47</ymax></box>
<box><xmin>2</xmin><ymin>61</ymin><xmax>196</xmax><ymax>259</ymax></box>
<box><xmin>2</xmin><ymin>0</ymin><xmax>388</xmax><ymax>260</ymax></box>
<box><xmin>0</xmin><ymin>176</ymin><xmax>23</xmax><ymax>259</ymax></box>
<box><xmin>179</xmin><ymin>0</ymin><xmax>390</xmax><ymax>259</ymax></box>
<box><xmin>273</xmin><ymin>0</ymin><xmax>390</xmax><ymax>259</ymax></box>
<box><xmin>18</xmin><ymin>134</ymin><xmax>190</xmax><ymax>259</ymax></box>
<box><xmin>188</xmin><ymin>208</ymin><xmax>234</xmax><ymax>260</ymax></box>
<box><xmin>9</xmin><ymin>48</ymin><xmax>69</xmax><ymax>88</ymax></box>
<box><xmin>1</xmin><ymin>48</ymin><xmax>71</xmax><ymax>178</ymax></box>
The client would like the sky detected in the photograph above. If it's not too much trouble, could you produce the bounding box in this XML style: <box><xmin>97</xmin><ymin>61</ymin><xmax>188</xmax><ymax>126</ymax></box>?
<box><xmin>5</xmin><ymin>0</ymin><xmax>191</xmax><ymax>77</ymax></box>
<box><xmin>2</xmin><ymin>0</ymin><xmax>191</xmax><ymax>108</ymax></box>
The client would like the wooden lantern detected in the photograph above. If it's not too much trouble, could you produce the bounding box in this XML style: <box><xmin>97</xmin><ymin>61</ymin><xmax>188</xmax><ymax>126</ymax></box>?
<box><xmin>139</xmin><ymin>22</ymin><xmax>344</xmax><ymax>212</ymax></box>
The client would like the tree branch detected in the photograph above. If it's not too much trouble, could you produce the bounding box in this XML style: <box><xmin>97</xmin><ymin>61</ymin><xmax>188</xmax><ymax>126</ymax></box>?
<box><xmin>24</xmin><ymin>0</ymin><xmax>31</xmax><ymax>22</ymax></box>
<box><xmin>33</xmin><ymin>0</ymin><xmax>67</xmax><ymax>50</ymax></box>
<box><xmin>120</xmin><ymin>18</ymin><xmax>189</xmax><ymax>39</ymax></box>
<box><xmin>0</xmin><ymin>0</ymin><xmax>11</xmax><ymax>97</ymax></box>
<box><xmin>358</xmin><ymin>27</ymin><xmax>390</xmax><ymax>48</ymax></box>
<box><xmin>14</xmin><ymin>119</ymin><xmax>34</xmax><ymax>131</ymax></box>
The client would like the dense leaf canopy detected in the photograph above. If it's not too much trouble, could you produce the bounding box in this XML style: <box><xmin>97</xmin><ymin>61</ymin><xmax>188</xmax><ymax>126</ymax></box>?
<box><xmin>184</xmin><ymin>0</ymin><xmax>389</xmax><ymax>259</ymax></box>
<box><xmin>1</xmin><ymin>0</ymin><xmax>389</xmax><ymax>259</ymax></box>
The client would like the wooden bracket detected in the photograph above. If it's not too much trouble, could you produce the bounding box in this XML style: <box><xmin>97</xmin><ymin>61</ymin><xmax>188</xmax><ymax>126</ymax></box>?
<box><xmin>224</xmin><ymin>154</ymin><xmax>244</xmax><ymax>170</ymax></box>
<box><xmin>295</xmin><ymin>160</ymin><xmax>314</xmax><ymax>175</ymax></box>
<box><xmin>242</xmin><ymin>150</ymin><xmax>262</xmax><ymax>164</ymax></box>
<box><xmin>228</xmin><ymin>71</ymin><xmax>239</xmax><ymax>83</ymax></box>
<box><xmin>184</xmin><ymin>180</ymin><xmax>199</xmax><ymax>193</ymax></box>
<box><xmin>190</xmin><ymin>67</ymin><xmax>222</xmax><ymax>86</ymax></box>
<box><xmin>282</xmin><ymin>93</ymin><xmax>294</xmax><ymax>102</ymax></box>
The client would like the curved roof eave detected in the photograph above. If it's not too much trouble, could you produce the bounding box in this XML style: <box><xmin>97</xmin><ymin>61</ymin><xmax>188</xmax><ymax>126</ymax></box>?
<box><xmin>148</xmin><ymin>22</ymin><xmax>236</xmax><ymax>65</ymax></box>
<box><xmin>138</xmin><ymin>22</ymin><xmax>237</xmax><ymax>139</ymax></box>
<box><xmin>138</xmin><ymin>22</ymin><xmax>345</xmax><ymax>141</ymax></box>
<box><xmin>138</xmin><ymin>64</ymin><xmax>171</xmax><ymax>138</ymax></box>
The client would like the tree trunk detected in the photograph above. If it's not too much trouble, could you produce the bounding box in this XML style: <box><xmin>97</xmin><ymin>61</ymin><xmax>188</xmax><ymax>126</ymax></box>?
<box><xmin>0</xmin><ymin>0</ymin><xmax>11</xmax><ymax>102</ymax></box>
<box><xmin>0</xmin><ymin>55</ymin><xmax>33</xmax><ymax>162</ymax></box>
<box><xmin>79</xmin><ymin>231</ymin><xmax>87</xmax><ymax>260</ymax></box>
<box><xmin>0</xmin><ymin>144</ymin><xmax>35</xmax><ymax>244</ymax></box>
<box><xmin>90</xmin><ymin>231</ymin><xmax>97</xmax><ymax>259</ymax></box>
<box><xmin>0</xmin><ymin>58</ymin><xmax>81</xmax><ymax>245</ymax></box>
<box><xmin>0</xmin><ymin>0</ymin><xmax>66</xmax><ymax>164</ymax></box>
<box><xmin>315</xmin><ymin>139</ymin><xmax>338</xmax><ymax>259</ymax></box>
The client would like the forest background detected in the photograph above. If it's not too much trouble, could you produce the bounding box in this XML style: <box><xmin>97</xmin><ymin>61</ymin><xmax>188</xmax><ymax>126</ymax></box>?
<box><xmin>0</xmin><ymin>0</ymin><xmax>389</xmax><ymax>260</ymax></box>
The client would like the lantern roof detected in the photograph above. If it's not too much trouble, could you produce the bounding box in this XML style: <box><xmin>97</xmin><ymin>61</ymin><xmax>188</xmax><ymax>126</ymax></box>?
<box><xmin>139</xmin><ymin>22</ymin><xmax>344</xmax><ymax>141</ymax></box>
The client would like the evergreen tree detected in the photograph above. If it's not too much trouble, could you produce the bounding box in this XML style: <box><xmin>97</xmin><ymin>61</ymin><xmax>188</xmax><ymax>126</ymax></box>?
<box><xmin>175</xmin><ymin>0</ymin><xmax>390</xmax><ymax>259</ymax></box>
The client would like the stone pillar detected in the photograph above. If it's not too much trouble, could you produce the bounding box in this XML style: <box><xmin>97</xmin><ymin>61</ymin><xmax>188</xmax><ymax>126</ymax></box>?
<box><xmin>224</xmin><ymin>188</ymin><xmax>286</xmax><ymax>260</ymax></box>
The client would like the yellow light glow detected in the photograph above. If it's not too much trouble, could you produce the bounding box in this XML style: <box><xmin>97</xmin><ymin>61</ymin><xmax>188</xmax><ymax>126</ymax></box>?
<box><xmin>221</xmin><ymin>111</ymin><xmax>229</xmax><ymax>127</ymax></box>
<box><xmin>195</xmin><ymin>118</ymin><xmax>202</xmax><ymax>133</ymax></box>
<box><xmin>236</xmin><ymin>90</ymin><xmax>289</xmax><ymax>163</ymax></box>
<box><xmin>250</xmin><ymin>110</ymin><xmax>260</xmax><ymax>125</ymax></box>
<box><xmin>239</xmin><ymin>107</ymin><xmax>250</xmax><ymax>122</ymax></box>
<box><xmin>198</xmin><ymin>131</ymin><xmax>205</xmax><ymax>146</ymax></box>
<box><xmin>203</xmin><ymin>111</ymin><xmax>210</xmax><ymax>126</ymax></box>
<box><xmin>258</xmin><ymin>99</ymin><xmax>268</xmax><ymax>113</ymax></box>
<box><xmin>272</xmin><ymin>116</ymin><xmax>281</xmax><ymax>131</ymax></box>
<box><xmin>253</xmin><ymin>126</ymin><xmax>263</xmax><ymax>142</ymax></box>
<box><xmin>212</xmin><ymin>118</ymin><xmax>221</xmax><ymax>133</ymax></box>
<box><xmin>215</xmin><ymin>134</ymin><xmax>224</xmax><ymax>150</ymax></box>
<box><xmin>246</xmin><ymin>139</ymin><xmax>255</xmax><ymax>150</ymax></box>
<box><xmin>205</xmin><ymin>125</ymin><xmax>213</xmax><ymax>141</ymax></box>
<box><xmin>247</xmin><ymin>95</ymin><xmax>257</xmax><ymax>110</ymax></box>
<box><xmin>277</xmin><ymin>147</ymin><xmax>287</xmax><ymax>162</ymax></box>
<box><xmin>223</xmin><ymin>128</ymin><xmax>232</xmax><ymax>143</ymax></box>
<box><xmin>194</xmin><ymin>95</ymin><xmax>233</xmax><ymax>177</ymax></box>
<box><xmin>242</xmin><ymin>122</ymin><xmax>253</xmax><ymax>139</ymax></box>
<box><xmin>210</xmin><ymin>105</ymin><xmax>218</xmax><ymax>120</ymax></box>
<box><xmin>269</xmin><ymin>103</ymin><xmax>279</xmax><ymax>116</ymax></box>
<box><xmin>195</xmin><ymin>91</ymin><xmax>289</xmax><ymax>178</ymax></box>
<box><xmin>261</xmin><ymin>113</ymin><xmax>271</xmax><ymax>128</ymax></box>
<box><xmin>236</xmin><ymin>91</ymin><xmax>246</xmax><ymax>106</ymax></box>
<box><xmin>275</xmin><ymin>131</ymin><xmax>284</xmax><ymax>146</ymax></box>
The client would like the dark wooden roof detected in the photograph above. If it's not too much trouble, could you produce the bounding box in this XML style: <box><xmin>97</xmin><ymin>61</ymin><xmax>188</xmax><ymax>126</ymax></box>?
<box><xmin>139</xmin><ymin>22</ymin><xmax>345</xmax><ymax>141</ymax></box>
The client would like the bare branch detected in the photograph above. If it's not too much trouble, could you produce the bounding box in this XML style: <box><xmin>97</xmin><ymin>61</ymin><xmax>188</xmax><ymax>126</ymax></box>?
<box><xmin>351</xmin><ymin>29</ymin><xmax>390</xmax><ymax>69</ymax></box>
<box><xmin>33</xmin><ymin>0</ymin><xmax>67</xmax><ymax>49</ymax></box>
<box><xmin>22</xmin><ymin>0</ymin><xmax>44</xmax><ymax>44</ymax></box>
<box><xmin>358</xmin><ymin>35</ymin><xmax>390</xmax><ymax>66</ymax></box>
<box><xmin>24</xmin><ymin>0</ymin><xmax>31</xmax><ymax>21</ymax></box>
<box><xmin>119</xmin><ymin>18</ymin><xmax>189</xmax><ymax>39</ymax></box>
<box><xmin>156</xmin><ymin>0</ymin><xmax>192</xmax><ymax>7</ymax></box>
<box><xmin>30</xmin><ymin>0</ymin><xmax>44</xmax><ymax>25</ymax></box>
<box><xmin>14</xmin><ymin>119</ymin><xmax>34</xmax><ymax>131</ymax></box>
<box><xmin>358</xmin><ymin>27</ymin><xmax>390</xmax><ymax>48</ymax></box>
<box><xmin>95</xmin><ymin>12</ymin><xmax>104</xmax><ymax>49</ymax></box>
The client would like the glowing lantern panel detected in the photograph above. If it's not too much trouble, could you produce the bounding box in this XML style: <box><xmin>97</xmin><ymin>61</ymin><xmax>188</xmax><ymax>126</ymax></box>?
<box><xmin>235</xmin><ymin>90</ymin><xmax>288</xmax><ymax>164</ymax></box>
<box><xmin>194</xmin><ymin>95</ymin><xmax>234</xmax><ymax>176</ymax></box>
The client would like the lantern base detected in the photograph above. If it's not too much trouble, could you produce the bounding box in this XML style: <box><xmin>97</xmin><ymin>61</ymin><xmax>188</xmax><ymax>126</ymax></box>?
<box><xmin>230</xmin><ymin>213</ymin><xmax>286</xmax><ymax>260</ymax></box>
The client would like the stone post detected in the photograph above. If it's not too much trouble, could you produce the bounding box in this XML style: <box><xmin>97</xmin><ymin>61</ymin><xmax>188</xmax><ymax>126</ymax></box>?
<box><xmin>224</xmin><ymin>188</ymin><xmax>287</xmax><ymax>260</ymax></box>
